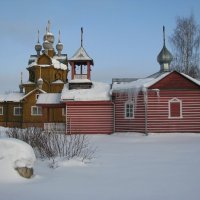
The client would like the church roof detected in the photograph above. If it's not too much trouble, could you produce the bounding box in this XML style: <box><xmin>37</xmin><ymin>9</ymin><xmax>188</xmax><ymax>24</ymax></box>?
<box><xmin>61</xmin><ymin>82</ymin><xmax>110</xmax><ymax>101</ymax></box>
<box><xmin>68</xmin><ymin>46</ymin><xmax>94</xmax><ymax>65</ymax></box>
<box><xmin>27</xmin><ymin>56</ymin><xmax>68</xmax><ymax>70</ymax></box>
<box><xmin>37</xmin><ymin>93</ymin><xmax>61</xmax><ymax>105</ymax></box>
<box><xmin>0</xmin><ymin>92</ymin><xmax>24</xmax><ymax>102</ymax></box>
<box><xmin>111</xmin><ymin>71</ymin><xmax>200</xmax><ymax>94</ymax></box>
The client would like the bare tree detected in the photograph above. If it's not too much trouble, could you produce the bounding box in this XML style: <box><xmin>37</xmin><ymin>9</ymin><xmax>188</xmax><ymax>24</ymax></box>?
<box><xmin>169</xmin><ymin>14</ymin><xmax>200</xmax><ymax>78</ymax></box>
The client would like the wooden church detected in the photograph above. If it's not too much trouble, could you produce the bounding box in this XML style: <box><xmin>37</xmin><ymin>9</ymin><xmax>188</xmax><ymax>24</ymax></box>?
<box><xmin>1</xmin><ymin>23</ymin><xmax>200</xmax><ymax>134</ymax></box>
<box><xmin>0</xmin><ymin>21</ymin><xmax>68</xmax><ymax>128</ymax></box>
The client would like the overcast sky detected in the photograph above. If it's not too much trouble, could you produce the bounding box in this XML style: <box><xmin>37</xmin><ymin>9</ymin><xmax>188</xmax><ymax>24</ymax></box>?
<box><xmin>0</xmin><ymin>0</ymin><xmax>200</xmax><ymax>93</ymax></box>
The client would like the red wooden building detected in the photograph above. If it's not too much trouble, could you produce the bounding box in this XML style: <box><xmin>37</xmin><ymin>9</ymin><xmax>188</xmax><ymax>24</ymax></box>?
<box><xmin>111</xmin><ymin>27</ymin><xmax>200</xmax><ymax>133</ymax></box>
<box><xmin>37</xmin><ymin>27</ymin><xmax>200</xmax><ymax>134</ymax></box>
<box><xmin>112</xmin><ymin>71</ymin><xmax>200</xmax><ymax>133</ymax></box>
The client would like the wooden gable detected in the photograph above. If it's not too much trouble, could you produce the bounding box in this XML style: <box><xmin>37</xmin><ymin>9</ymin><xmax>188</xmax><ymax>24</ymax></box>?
<box><xmin>149</xmin><ymin>71</ymin><xmax>200</xmax><ymax>90</ymax></box>
<box><xmin>37</xmin><ymin>54</ymin><xmax>52</xmax><ymax>65</ymax></box>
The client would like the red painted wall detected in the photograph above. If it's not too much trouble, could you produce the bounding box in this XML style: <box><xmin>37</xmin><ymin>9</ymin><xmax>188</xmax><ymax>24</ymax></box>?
<box><xmin>113</xmin><ymin>92</ymin><xmax>146</xmax><ymax>133</ymax></box>
<box><xmin>147</xmin><ymin>90</ymin><xmax>200</xmax><ymax>133</ymax></box>
<box><xmin>65</xmin><ymin>101</ymin><xmax>114</xmax><ymax>134</ymax></box>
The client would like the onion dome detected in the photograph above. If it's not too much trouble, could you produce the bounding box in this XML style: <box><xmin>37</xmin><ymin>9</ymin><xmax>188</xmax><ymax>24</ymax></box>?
<box><xmin>56</xmin><ymin>30</ymin><xmax>63</xmax><ymax>56</ymax></box>
<box><xmin>43</xmin><ymin>39</ymin><xmax>51</xmax><ymax>50</ymax></box>
<box><xmin>43</xmin><ymin>20</ymin><xmax>54</xmax><ymax>44</ymax></box>
<box><xmin>157</xmin><ymin>26</ymin><xmax>173</xmax><ymax>72</ymax></box>
<box><xmin>43</xmin><ymin>27</ymin><xmax>53</xmax><ymax>51</ymax></box>
<box><xmin>157</xmin><ymin>44</ymin><xmax>173</xmax><ymax>65</ymax></box>
<box><xmin>35</xmin><ymin>30</ymin><xmax>42</xmax><ymax>56</ymax></box>
<box><xmin>19</xmin><ymin>84</ymin><xmax>23</xmax><ymax>93</ymax></box>
<box><xmin>35</xmin><ymin>42</ymin><xmax>42</xmax><ymax>52</ymax></box>
<box><xmin>37</xmin><ymin>77</ymin><xmax>43</xmax><ymax>89</ymax></box>
<box><xmin>56</xmin><ymin>42</ymin><xmax>63</xmax><ymax>51</ymax></box>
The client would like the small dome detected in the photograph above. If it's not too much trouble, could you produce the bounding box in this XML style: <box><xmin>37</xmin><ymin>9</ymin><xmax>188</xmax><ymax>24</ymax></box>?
<box><xmin>56</xmin><ymin>42</ymin><xmax>63</xmax><ymax>51</ymax></box>
<box><xmin>43</xmin><ymin>32</ymin><xmax>54</xmax><ymax>44</ymax></box>
<box><xmin>19</xmin><ymin>84</ymin><xmax>23</xmax><ymax>93</ymax></box>
<box><xmin>37</xmin><ymin>77</ymin><xmax>43</xmax><ymax>88</ymax></box>
<box><xmin>43</xmin><ymin>21</ymin><xmax>54</xmax><ymax>44</ymax></box>
<box><xmin>35</xmin><ymin>42</ymin><xmax>42</xmax><ymax>52</ymax></box>
<box><xmin>43</xmin><ymin>39</ymin><xmax>52</xmax><ymax>50</ymax></box>
<box><xmin>157</xmin><ymin>45</ymin><xmax>173</xmax><ymax>65</ymax></box>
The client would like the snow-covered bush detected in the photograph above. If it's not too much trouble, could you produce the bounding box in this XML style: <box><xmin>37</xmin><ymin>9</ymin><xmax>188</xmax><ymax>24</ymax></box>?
<box><xmin>5</xmin><ymin>128</ymin><xmax>96</xmax><ymax>167</ymax></box>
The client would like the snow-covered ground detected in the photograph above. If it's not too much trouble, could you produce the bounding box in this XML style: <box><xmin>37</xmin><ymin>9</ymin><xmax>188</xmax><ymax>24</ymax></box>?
<box><xmin>1</xmin><ymin>130</ymin><xmax>200</xmax><ymax>200</ymax></box>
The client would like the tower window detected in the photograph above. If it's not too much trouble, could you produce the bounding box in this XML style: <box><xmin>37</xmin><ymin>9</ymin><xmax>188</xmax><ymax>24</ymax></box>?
<box><xmin>14</xmin><ymin>107</ymin><xmax>22</xmax><ymax>116</ymax></box>
<box><xmin>0</xmin><ymin>107</ymin><xmax>3</xmax><ymax>115</ymax></box>
<box><xmin>168</xmin><ymin>98</ymin><xmax>182</xmax><ymax>118</ymax></box>
<box><xmin>31</xmin><ymin>106</ymin><xmax>42</xmax><ymax>116</ymax></box>
<box><xmin>125</xmin><ymin>101</ymin><xmax>134</xmax><ymax>119</ymax></box>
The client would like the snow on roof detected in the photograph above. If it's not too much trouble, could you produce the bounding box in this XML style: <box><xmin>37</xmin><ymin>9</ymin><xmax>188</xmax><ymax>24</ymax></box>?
<box><xmin>69</xmin><ymin>79</ymin><xmax>92</xmax><ymax>83</ymax></box>
<box><xmin>22</xmin><ymin>88</ymin><xmax>46</xmax><ymax>100</ymax></box>
<box><xmin>0</xmin><ymin>92</ymin><xmax>24</xmax><ymax>102</ymax></box>
<box><xmin>0</xmin><ymin>138</ymin><xmax>36</xmax><ymax>168</ymax></box>
<box><xmin>51</xmin><ymin>58</ymin><xmax>67</xmax><ymax>70</ymax></box>
<box><xmin>37</xmin><ymin>93</ymin><xmax>61</xmax><ymax>104</ymax></box>
<box><xmin>61</xmin><ymin>82</ymin><xmax>111</xmax><ymax>101</ymax></box>
<box><xmin>181</xmin><ymin>73</ymin><xmax>200</xmax><ymax>86</ymax></box>
<box><xmin>53</xmin><ymin>55</ymin><xmax>67</xmax><ymax>60</ymax></box>
<box><xmin>111</xmin><ymin>72</ymin><xmax>171</xmax><ymax>94</ymax></box>
<box><xmin>28</xmin><ymin>57</ymin><xmax>67</xmax><ymax>70</ymax></box>
<box><xmin>69</xmin><ymin>46</ymin><xmax>93</xmax><ymax>61</ymax></box>
<box><xmin>51</xmin><ymin>80</ymin><xmax>64</xmax><ymax>84</ymax></box>
<box><xmin>23</xmin><ymin>81</ymin><xmax>35</xmax><ymax>85</ymax></box>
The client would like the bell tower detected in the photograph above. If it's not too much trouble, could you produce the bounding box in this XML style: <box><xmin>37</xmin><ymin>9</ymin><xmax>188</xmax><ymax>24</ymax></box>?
<box><xmin>68</xmin><ymin>28</ymin><xmax>94</xmax><ymax>90</ymax></box>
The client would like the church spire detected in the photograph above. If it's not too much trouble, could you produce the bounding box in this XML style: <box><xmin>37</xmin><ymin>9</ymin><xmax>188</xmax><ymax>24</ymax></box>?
<box><xmin>81</xmin><ymin>27</ymin><xmax>83</xmax><ymax>47</ymax></box>
<box><xmin>56</xmin><ymin>30</ymin><xmax>63</xmax><ymax>56</ymax></box>
<box><xmin>19</xmin><ymin>72</ymin><xmax>23</xmax><ymax>93</ymax></box>
<box><xmin>47</xmin><ymin>20</ymin><xmax>51</xmax><ymax>32</ymax></box>
<box><xmin>163</xmin><ymin>26</ymin><xmax>166</xmax><ymax>46</ymax></box>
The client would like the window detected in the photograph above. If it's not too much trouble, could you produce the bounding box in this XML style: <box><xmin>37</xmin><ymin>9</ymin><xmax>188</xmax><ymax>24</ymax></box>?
<box><xmin>62</xmin><ymin>108</ymin><xmax>66</xmax><ymax>116</ymax></box>
<box><xmin>125</xmin><ymin>101</ymin><xmax>134</xmax><ymax>119</ymax></box>
<box><xmin>14</xmin><ymin>107</ymin><xmax>22</xmax><ymax>116</ymax></box>
<box><xmin>36</xmin><ymin>94</ymin><xmax>40</xmax><ymax>100</ymax></box>
<box><xmin>0</xmin><ymin>107</ymin><xmax>3</xmax><ymax>115</ymax></box>
<box><xmin>169</xmin><ymin>98</ymin><xmax>182</xmax><ymax>118</ymax></box>
<box><xmin>31</xmin><ymin>106</ymin><xmax>42</xmax><ymax>116</ymax></box>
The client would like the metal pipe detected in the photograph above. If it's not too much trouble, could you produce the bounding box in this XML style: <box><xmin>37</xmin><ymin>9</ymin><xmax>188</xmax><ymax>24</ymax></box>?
<box><xmin>143</xmin><ymin>89</ymin><xmax>148</xmax><ymax>135</ymax></box>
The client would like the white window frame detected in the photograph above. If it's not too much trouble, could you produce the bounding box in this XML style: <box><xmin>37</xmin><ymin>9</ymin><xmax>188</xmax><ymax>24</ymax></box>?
<box><xmin>62</xmin><ymin>108</ymin><xmax>66</xmax><ymax>116</ymax></box>
<box><xmin>168</xmin><ymin>98</ymin><xmax>182</xmax><ymax>119</ymax></box>
<box><xmin>36</xmin><ymin>94</ymin><xmax>40</xmax><ymax>101</ymax></box>
<box><xmin>14</xmin><ymin>107</ymin><xmax>22</xmax><ymax>116</ymax></box>
<box><xmin>31</xmin><ymin>106</ymin><xmax>42</xmax><ymax>116</ymax></box>
<box><xmin>0</xmin><ymin>106</ymin><xmax>3</xmax><ymax>115</ymax></box>
<box><xmin>125</xmin><ymin>101</ymin><xmax>134</xmax><ymax>119</ymax></box>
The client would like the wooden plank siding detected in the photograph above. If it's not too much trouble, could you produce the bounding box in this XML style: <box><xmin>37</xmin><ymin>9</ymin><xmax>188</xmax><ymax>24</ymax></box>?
<box><xmin>65</xmin><ymin>101</ymin><xmax>114</xmax><ymax>134</ymax></box>
<box><xmin>113</xmin><ymin>93</ymin><xmax>146</xmax><ymax>132</ymax></box>
<box><xmin>147</xmin><ymin>90</ymin><xmax>200</xmax><ymax>133</ymax></box>
<box><xmin>113</xmin><ymin>89</ymin><xmax>200</xmax><ymax>133</ymax></box>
